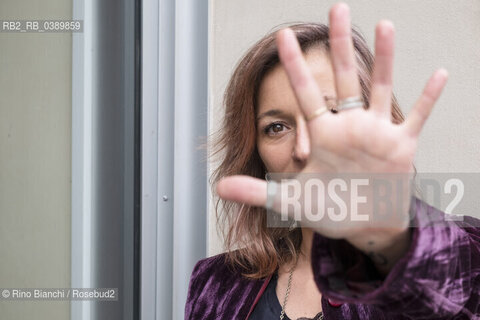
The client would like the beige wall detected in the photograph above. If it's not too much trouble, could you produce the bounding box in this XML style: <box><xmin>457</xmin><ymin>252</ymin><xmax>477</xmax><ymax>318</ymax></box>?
<box><xmin>0</xmin><ymin>1</ymin><xmax>72</xmax><ymax>319</ymax></box>
<box><xmin>208</xmin><ymin>0</ymin><xmax>480</xmax><ymax>256</ymax></box>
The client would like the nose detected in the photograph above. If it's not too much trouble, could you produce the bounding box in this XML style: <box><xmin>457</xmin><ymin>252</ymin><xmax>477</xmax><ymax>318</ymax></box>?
<box><xmin>292</xmin><ymin>117</ymin><xmax>310</xmax><ymax>162</ymax></box>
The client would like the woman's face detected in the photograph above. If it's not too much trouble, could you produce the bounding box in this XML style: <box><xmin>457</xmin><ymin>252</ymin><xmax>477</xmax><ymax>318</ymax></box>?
<box><xmin>256</xmin><ymin>48</ymin><xmax>337</xmax><ymax>173</ymax></box>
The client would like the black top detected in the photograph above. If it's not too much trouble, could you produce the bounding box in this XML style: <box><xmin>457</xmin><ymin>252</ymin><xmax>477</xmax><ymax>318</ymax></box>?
<box><xmin>249</xmin><ymin>272</ymin><xmax>323</xmax><ymax>320</ymax></box>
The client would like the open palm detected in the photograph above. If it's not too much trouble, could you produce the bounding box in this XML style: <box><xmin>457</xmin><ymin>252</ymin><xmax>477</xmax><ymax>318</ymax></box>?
<box><xmin>216</xmin><ymin>3</ymin><xmax>448</xmax><ymax>246</ymax></box>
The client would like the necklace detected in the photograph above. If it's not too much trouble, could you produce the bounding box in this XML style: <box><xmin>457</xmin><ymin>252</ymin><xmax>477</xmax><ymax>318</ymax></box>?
<box><xmin>279</xmin><ymin>259</ymin><xmax>324</xmax><ymax>320</ymax></box>
<box><xmin>279</xmin><ymin>260</ymin><xmax>295</xmax><ymax>320</ymax></box>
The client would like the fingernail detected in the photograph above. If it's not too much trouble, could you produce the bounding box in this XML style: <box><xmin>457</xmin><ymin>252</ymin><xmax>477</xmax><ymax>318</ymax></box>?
<box><xmin>434</xmin><ymin>68</ymin><xmax>449</xmax><ymax>82</ymax></box>
<box><xmin>331</xmin><ymin>2</ymin><xmax>350</xmax><ymax>19</ymax></box>
<box><xmin>377</xmin><ymin>20</ymin><xmax>395</xmax><ymax>35</ymax></box>
<box><xmin>438</xmin><ymin>68</ymin><xmax>448</xmax><ymax>77</ymax></box>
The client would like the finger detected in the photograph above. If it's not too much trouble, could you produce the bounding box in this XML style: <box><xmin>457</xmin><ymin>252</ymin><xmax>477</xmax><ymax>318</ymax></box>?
<box><xmin>216</xmin><ymin>176</ymin><xmax>298</xmax><ymax>221</ymax></box>
<box><xmin>276</xmin><ymin>28</ymin><xmax>328</xmax><ymax>121</ymax></box>
<box><xmin>216</xmin><ymin>176</ymin><xmax>267</xmax><ymax>207</ymax></box>
<box><xmin>404</xmin><ymin>69</ymin><xmax>448</xmax><ymax>136</ymax></box>
<box><xmin>329</xmin><ymin>3</ymin><xmax>361</xmax><ymax>101</ymax></box>
<box><xmin>369</xmin><ymin>20</ymin><xmax>395</xmax><ymax>118</ymax></box>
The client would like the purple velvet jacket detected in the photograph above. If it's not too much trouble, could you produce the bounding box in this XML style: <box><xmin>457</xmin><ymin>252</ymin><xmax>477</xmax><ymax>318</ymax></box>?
<box><xmin>185</xmin><ymin>198</ymin><xmax>480</xmax><ymax>319</ymax></box>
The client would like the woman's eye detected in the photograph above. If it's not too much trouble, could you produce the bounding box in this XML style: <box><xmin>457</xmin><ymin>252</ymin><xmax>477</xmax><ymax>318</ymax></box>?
<box><xmin>264</xmin><ymin>123</ymin><xmax>287</xmax><ymax>135</ymax></box>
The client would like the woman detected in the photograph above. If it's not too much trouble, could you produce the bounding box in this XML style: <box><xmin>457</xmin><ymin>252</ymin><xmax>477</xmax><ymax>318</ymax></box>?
<box><xmin>185</xmin><ymin>3</ymin><xmax>480</xmax><ymax>319</ymax></box>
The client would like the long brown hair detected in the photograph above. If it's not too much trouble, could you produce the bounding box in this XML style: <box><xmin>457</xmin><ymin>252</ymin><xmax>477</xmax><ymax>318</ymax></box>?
<box><xmin>210</xmin><ymin>23</ymin><xmax>405</xmax><ymax>279</ymax></box>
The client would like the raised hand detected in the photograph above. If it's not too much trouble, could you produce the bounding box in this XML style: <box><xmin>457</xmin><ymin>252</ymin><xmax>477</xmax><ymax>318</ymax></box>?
<box><xmin>216</xmin><ymin>3</ymin><xmax>447</xmax><ymax>268</ymax></box>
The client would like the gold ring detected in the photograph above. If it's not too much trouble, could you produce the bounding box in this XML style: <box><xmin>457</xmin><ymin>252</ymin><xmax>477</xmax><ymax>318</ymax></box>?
<box><xmin>305</xmin><ymin>106</ymin><xmax>328</xmax><ymax>122</ymax></box>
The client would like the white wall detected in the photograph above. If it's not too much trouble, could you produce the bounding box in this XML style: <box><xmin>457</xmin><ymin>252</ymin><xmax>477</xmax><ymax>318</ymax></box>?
<box><xmin>0</xmin><ymin>1</ymin><xmax>72</xmax><ymax>319</ymax></box>
<box><xmin>208</xmin><ymin>0</ymin><xmax>480</xmax><ymax>256</ymax></box>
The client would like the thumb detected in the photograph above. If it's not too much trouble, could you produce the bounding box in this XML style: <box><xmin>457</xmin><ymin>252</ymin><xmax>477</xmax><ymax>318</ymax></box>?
<box><xmin>216</xmin><ymin>175</ymin><xmax>267</xmax><ymax>207</ymax></box>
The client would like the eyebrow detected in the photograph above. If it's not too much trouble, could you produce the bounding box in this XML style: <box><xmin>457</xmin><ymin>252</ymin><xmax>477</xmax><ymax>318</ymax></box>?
<box><xmin>256</xmin><ymin>109</ymin><xmax>288</xmax><ymax>122</ymax></box>
<box><xmin>257</xmin><ymin>96</ymin><xmax>337</xmax><ymax>122</ymax></box>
